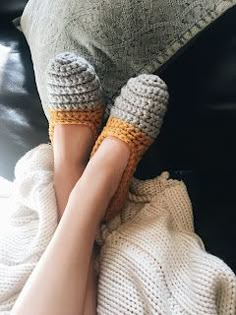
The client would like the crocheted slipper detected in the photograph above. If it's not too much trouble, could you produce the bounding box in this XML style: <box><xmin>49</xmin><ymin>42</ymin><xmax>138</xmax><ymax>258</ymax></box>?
<box><xmin>91</xmin><ymin>74</ymin><xmax>169</xmax><ymax>221</ymax></box>
<box><xmin>46</xmin><ymin>52</ymin><xmax>105</xmax><ymax>143</ymax></box>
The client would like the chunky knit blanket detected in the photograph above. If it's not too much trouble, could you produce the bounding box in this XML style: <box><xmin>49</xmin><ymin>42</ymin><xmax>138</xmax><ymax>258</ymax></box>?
<box><xmin>0</xmin><ymin>144</ymin><xmax>236</xmax><ymax>314</ymax></box>
<box><xmin>20</xmin><ymin>0</ymin><xmax>236</xmax><ymax>119</ymax></box>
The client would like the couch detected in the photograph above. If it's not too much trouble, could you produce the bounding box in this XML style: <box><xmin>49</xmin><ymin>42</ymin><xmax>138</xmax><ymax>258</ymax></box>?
<box><xmin>0</xmin><ymin>1</ymin><xmax>236</xmax><ymax>272</ymax></box>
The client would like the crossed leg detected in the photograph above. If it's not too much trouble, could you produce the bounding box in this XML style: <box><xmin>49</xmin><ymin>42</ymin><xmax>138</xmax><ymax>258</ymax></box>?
<box><xmin>82</xmin><ymin>250</ymin><xmax>98</xmax><ymax>315</ymax></box>
<box><xmin>11</xmin><ymin>131</ymin><xmax>130</xmax><ymax>315</ymax></box>
<box><xmin>52</xmin><ymin>125</ymin><xmax>124</xmax><ymax>315</ymax></box>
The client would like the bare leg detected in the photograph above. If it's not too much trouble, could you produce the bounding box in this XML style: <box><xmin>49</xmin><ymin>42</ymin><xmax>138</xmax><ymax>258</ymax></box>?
<box><xmin>53</xmin><ymin>125</ymin><xmax>122</xmax><ymax>314</ymax></box>
<box><xmin>11</xmin><ymin>137</ymin><xmax>130</xmax><ymax>315</ymax></box>
<box><xmin>82</xmin><ymin>251</ymin><xmax>98</xmax><ymax>315</ymax></box>
<box><xmin>54</xmin><ymin>124</ymin><xmax>101</xmax><ymax>315</ymax></box>
<box><xmin>53</xmin><ymin>124</ymin><xmax>95</xmax><ymax>220</ymax></box>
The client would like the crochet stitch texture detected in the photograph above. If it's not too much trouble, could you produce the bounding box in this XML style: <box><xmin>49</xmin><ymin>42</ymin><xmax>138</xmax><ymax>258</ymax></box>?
<box><xmin>91</xmin><ymin>74</ymin><xmax>169</xmax><ymax>221</ymax></box>
<box><xmin>47</xmin><ymin>52</ymin><xmax>104</xmax><ymax>141</ymax></box>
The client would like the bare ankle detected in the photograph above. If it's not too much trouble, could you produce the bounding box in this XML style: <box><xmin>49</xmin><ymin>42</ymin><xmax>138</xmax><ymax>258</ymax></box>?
<box><xmin>91</xmin><ymin>136</ymin><xmax>130</xmax><ymax>168</ymax></box>
<box><xmin>53</xmin><ymin>125</ymin><xmax>95</xmax><ymax>219</ymax></box>
<box><xmin>85</xmin><ymin>136</ymin><xmax>130</xmax><ymax>198</ymax></box>
<box><xmin>53</xmin><ymin>124</ymin><xmax>95</xmax><ymax>166</ymax></box>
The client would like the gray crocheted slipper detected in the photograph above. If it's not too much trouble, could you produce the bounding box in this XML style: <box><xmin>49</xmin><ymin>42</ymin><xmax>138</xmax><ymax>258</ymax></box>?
<box><xmin>46</xmin><ymin>52</ymin><xmax>105</xmax><ymax>142</ymax></box>
<box><xmin>91</xmin><ymin>74</ymin><xmax>169</xmax><ymax>221</ymax></box>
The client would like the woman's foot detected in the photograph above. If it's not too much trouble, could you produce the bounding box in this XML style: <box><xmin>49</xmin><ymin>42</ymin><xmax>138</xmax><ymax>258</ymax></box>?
<box><xmin>91</xmin><ymin>74</ymin><xmax>169</xmax><ymax>221</ymax></box>
<box><xmin>46</xmin><ymin>52</ymin><xmax>105</xmax><ymax>219</ymax></box>
<box><xmin>47</xmin><ymin>52</ymin><xmax>105</xmax><ymax>143</ymax></box>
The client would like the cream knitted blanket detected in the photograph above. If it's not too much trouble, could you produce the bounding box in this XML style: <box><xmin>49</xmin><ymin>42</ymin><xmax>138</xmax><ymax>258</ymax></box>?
<box><xmin>0</xmin><ymin>144</ymin><xmax>236</xmax><ymax>314</ymax></box>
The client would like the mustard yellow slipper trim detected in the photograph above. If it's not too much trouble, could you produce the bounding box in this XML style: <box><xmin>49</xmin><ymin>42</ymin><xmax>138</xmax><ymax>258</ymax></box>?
<box><xmin>91</xmin><ymin>116</ymin><xmax>153</xmax><ymax>221</ymax></box>
<box><xmin>49</xmin><ymin>104</ymin><xmax>104</xmax><ymax>143</ymax></box>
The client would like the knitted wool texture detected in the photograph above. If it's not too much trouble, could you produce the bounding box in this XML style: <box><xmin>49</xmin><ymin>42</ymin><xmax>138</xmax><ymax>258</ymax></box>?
<box><xmin>91</xmin><ymin>74</ymin><xmax>169</xmax><ymax>221</ymax></box>
<box><xmin>0</xmin><ymin>145</ymin><xmax>235</xmax><ymax>314</ymax></box>
<box><xmin>20</xmin><ymin>0</ymin><xmax>236</xmax><ymax>119</ymax></box>
<box><xmin>94</xmin><ymin>172</ymin><xmax>236</xmax><ymax>314</ymax></box>
<box><xmin>47</xmin><ymin>52</ymin><xmax>104</xmax><ymax>142</ymax></box>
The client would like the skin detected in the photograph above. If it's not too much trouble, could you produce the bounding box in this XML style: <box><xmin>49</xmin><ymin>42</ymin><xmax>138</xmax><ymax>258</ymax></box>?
<box><xmin>11</xmin><ymin>124</ymin><xmax>130</xmax><ymax>315</ymax></box>
<box><xmin>53</xmin><ymin>125</ymin><xmax>95</xmax><ymax>220</ymax></box>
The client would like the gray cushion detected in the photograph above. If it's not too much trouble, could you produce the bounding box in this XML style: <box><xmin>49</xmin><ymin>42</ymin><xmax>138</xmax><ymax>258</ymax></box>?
<box><xmin>20</xmin><ymin>0</ymin><xmax>236</xmax><ymax>119</ymax></box>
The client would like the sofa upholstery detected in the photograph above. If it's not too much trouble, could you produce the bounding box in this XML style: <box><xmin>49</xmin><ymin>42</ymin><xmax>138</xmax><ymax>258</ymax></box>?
<box><xmin>0</xmin><ymin>1</ymin><xmax>236</xmax><ymax>272</ymax></box>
